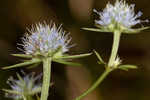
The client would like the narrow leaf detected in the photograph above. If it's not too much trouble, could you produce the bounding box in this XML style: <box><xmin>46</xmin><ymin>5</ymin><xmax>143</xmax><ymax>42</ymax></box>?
<box><xmin>2</xmin><ymin>59</ymin><xmax>41</xmax><ymax>69</ymax></box>
<box><xmin>30</xmin><ymin>87</ymin><xmax>41</xmax><ymax>95</ymax></box>
<box><xmin>118</xmin><ymin>64</ymin><xmax>138</xmax><ymax>71</ymax></box>
<box><xmin>82</xmin><ymin>28</ymin><xmax>109</xmax><ymax>32</ymax></box>
<box><xmin>53</xmin><ymin>59</ymin><xmax>81</xmax><ymax>66</ymax></box>
<box><xmin>36</xmin><ymin>94</ymin><xmax>40</xmax><ymax>100</ymax></box>
<box><xmin>118</xmin><ymin>67</ymin><xmax>129</xmax><ymax>71</ymax></box>
<box><xmin>2</xmin><ymin>89</ymin><xmax>21</xmax><ymax>94</ymax></box>
<box><xmin>27</xmin><ymin>63</ymin><xmax>40</xmax><ymax>69</ymax></box>
<box><xmin>11</xmin><ymin>54</ymin><xmax>32</xmax><ymax>58</ymax></box>
<box><xmin>82</xmin><ymin>28</ymin><xmax>102</xmax><ymax>32</ymax></box>
<box><xmin>94</xmin><ymin>50</ymin><xmax>105</xmax><ymax>64</ymax></box>
<box><xmin>124</xmin><ymin>27</ymin><xmax>150</xmax><ymax>34</ymax></box>
<box><xmin>59</xmin><ymin>53</ymin><xmax>92</xmax><ymax>59</ymax></box>
<box><xmin>16</xmin><ymin>73</ymin><xmax>24</xmax><ymax>83</ymax></box>
<box><xmin>136</xmin><ymin>27</ymin><xmax>150</xmax><ymax>32</ymax></box>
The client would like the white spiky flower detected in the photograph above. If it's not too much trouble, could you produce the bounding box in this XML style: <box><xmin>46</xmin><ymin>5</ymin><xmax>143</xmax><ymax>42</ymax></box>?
<box><xmin>94</xmin><ymin>0</ymin><xmax>148</xmax><ymax>32</ymax></box>
<box><xmin>112</xmin><ymin>56</ymin><xmax>122</xmax><ymax>67</ymax></box>
<box><xmin>22</xmin><ymin>22</ymin><xmax>72</xmax><ymax>57</ymax></box>
<box><xmin>4</xmin><ymin>72</ymin><xmax>42</xmax><ymax>99</ymax></box>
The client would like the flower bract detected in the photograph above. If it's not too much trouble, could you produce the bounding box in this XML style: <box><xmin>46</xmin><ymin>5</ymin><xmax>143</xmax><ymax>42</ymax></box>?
<box><xmin>22</xmin><ymin>22</ymin><xmax>72</xmax><ymax>57</ymax></box>
<box><xmin>94</xmin><ymin>0</ymin><xmax>148</xmax><ymax>33</ymax></box>
<box><xmin>4</xmin><ymin>72</ymin><xmax>42</xmax><ymax>99</ymax></box>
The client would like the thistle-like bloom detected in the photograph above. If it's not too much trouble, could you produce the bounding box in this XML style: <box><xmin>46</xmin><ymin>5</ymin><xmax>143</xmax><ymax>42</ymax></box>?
<box><xmin>3</xmin><ymin>21</ymin><xmax>91</xmax><ymax>69</ymax></box>
<box><xmin>22</xmin><ymin>23</ymin><xmax>71</xmax><ymax>57</ymax></box>
<box><xmin>112</xmin><ymin>56</ymin><xmax>122</xmax><ymax>67</ymax></box>
<box><xmin>4</xmin><ymin>72</ymin><xmax>42</xmax><ymax>99</ymax></box>
<box><xmin>94</xmin><ymin>0</ymin><xmax>148</xmax><ymax>33</ymax></box>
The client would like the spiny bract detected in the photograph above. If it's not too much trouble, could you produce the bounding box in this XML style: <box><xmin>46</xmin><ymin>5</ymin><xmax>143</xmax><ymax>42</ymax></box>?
<box><xmin>22</xmin><ymin>22</ymin><xmax>72</xmax><ymax>56</ymax></box>
<box><xmin>5</xmin><ymin>72</ymin><xmax>42</xmax><ymax>99</ymax></box>
<box><xmin>112</xmin><ymin>56</ymin><xmax>122</xmax><ymax>67</ymax></box>
<box><xmin>94</xmin><ymin>0</ymin><xmax>148</xmax><ymax>31</ymax></box>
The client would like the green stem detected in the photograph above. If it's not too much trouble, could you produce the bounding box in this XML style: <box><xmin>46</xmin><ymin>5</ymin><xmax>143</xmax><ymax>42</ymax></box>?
<box><xmin>27</xmin><ymin>96</ymin><xmax>34</xmax><ymax>100</ymax></box>
<box><xmin>40</xmin><ymin>57</ymin><xmax>51</xmax><ymax>100</ymax></box>
<box><xmin>74</xmin><ymin>30</ymin><xmax>121</xmax><ymax>100</ymax></box>
<box><xmin>108</xmin><ymin>30</ymin><xmax>121</xmax><ymax>67</ymax></box>
<box><xmin>74</xmin><ymin>68</ymin><xmax>113</xmax><ymax>100</ymax></box>
<box><xmin>23</xmin><ymin>95</ymin><xmax>27</xmax><ymax>100</ymax></box>
<box><xmin>23</xmin><ymin>95</ymin><xmax>34</xmax><ymax>100</ymax></box>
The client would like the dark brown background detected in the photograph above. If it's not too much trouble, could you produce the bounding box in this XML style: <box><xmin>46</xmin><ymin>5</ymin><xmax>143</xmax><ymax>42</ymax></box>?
<box><xmin>0</xmin><ymin>0</ymin><xmax>150</xmax><ymax>100</ymax></box>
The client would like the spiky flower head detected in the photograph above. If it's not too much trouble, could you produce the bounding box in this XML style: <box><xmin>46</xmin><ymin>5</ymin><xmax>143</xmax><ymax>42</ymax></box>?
<box><xmin>94</xmin><ymin>0</ymin><xmax>148</xmax><ymax>33</ymax></box>
<box><xmin>111</xmin><ymin>56</ymin><xmax>122</xmax><ymax>68</ymax></box>
<box><xmin>4</xmin><ymin>72</ymin><xmax>42</xmax><ymax>100</ymax></box>
<box><xmin>22</xmin><ymin>22</ymin><xmax>72</xmax><ymax>57</ymax></box>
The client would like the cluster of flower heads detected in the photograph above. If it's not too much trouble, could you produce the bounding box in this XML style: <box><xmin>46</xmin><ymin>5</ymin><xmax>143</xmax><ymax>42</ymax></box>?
<box><xmin>22</xmin><ymin>22</ymin><xmax>72</xmax><ymax>56</ymax></box>
<box><xmin>94</xmin><ymin>0</ymin><xmax>148</xmax><ymax>31</ymax></box>
<box><xmin>3</xmin><ymin>0</ymin><xmax>149</xmax><ymax>100</ymax></box>
<box><xmin>5</xmin><ymin>72</ymin><xmax>42</xmax><ymax>99</ymax></box>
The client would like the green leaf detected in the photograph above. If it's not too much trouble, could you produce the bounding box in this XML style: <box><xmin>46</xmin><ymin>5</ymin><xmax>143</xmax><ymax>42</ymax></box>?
<box><xmin>11</xmin><ymin>54</ymin><xmax>32</xmax><ymax>58</ymax></box>
<box><xmin>53</xmin><ymin>59</ymin><xmax>81</xmax><ymax>66</ymax></box>
<box><xmin>94</xmin><ymin>50</ymin><xmax>105</xmax><ymax>64</ymax></box>
<box><xmin>118</xmin><ymin>64</ymin><xmax>138</xmax><ymax>71</ymax></box>
<box><xmin>59</xmin><ymin>53</ymin><xmax>92</xmax><ymax>59</ymax></box>
<box><xmin>2</xmin><ymin>89</ymin><xmax>21</xmax><ymax>94</ymax></box>
<box><xmin>2</xmin><ymin>59</ymin><xmax>41</xmax><ymax>69</ymax></box>
<box><xmin>82</xmin><ymin>28</ymin><xmax>110</xmax><ymax>32</ymax></box>
<box><xmin>30</xmin><ymin>87</ymin><xmax>41</xmax><ymax>95</ymax></box>
<box><xmin>16</xmin><ymin>73</ymin><xmax>24</xmax><ymax>83</ymax></box>
<box><xmin>27</xmin><ymin>63</ymin><xmax>40</xmax><ymax>69</ymax></box>
<box><xmin>36</xmin><ymin>94</ymin><xmax>40</xmax><ymax>100</ymax></box>
<box><xmin>118</xmin><ymin>67</ymin><xmax>129</xmax><ymax>71</ymax></box>
<box><xmin>124</xmin><ymin>27</ymin><xmax>150</xmax><ymax>34</ymax></box>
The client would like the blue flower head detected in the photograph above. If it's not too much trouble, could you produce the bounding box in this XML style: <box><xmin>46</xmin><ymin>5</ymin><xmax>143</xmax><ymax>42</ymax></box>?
<box><xmin>4</xmin><ymin>72</ymin><xmax>42</xmax><ymax>99</ymax></box>
<box><xmin>94</xmin><ymin>0</ymin><xmax>148</xmax><ymax>33</ymax></box>
<box><xmin>22</xmin><ymin>22</ymin><xmax>72</xmax><ymax>57</ymax></box>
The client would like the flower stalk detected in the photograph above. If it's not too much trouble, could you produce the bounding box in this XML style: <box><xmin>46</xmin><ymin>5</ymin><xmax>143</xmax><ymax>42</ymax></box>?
<box><xmin>108</xmin><ymin>30</ymin><xmax>121</xmax><ymax>67</ymax></box>
<box><xmin>74</xmin><ymin>30</ymin><xmax>121</xmax><ymax>100</ymax></box>
<box><xmin>74</xmin><ymin>0</ymin><xmax>149</xmax><ymax>98</ymax></box>
<box><xmin>41</xmin><ymin>57</ymin><xmax>52</xmax><ymax>100</ymax></box>
<box><xmin>2</xmin><ymin>22</ymin><xmax>92</xmax><ymax>100</ymax></box>
<box><xmin>74</xmin><ymin>67</ymin><xmax>113</xmax><ymax>100</ymax></box>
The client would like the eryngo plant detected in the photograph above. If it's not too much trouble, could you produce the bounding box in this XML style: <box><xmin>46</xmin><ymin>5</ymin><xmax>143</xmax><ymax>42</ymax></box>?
<box><xmin>84</xmin><ymin>0</ymin><xmax>149</xmax><ymax>33</ymax></box>
<box><xmin>3</xmin><ymin>72</ymin><xmax>42</xmax><ymax>100</ymax></box>
<box><xmin>22</xmin><ymin>23</ymin><xmax>71</xmax><ymax>57</ymax></box>
<box><xmin>93</xmin><ymin>0</ymin><xmax>148</xmax><ymax>33</ymax></box>
<box><xmin>75</xmin><ymin>0</ymin><xmax>149</xmax><ymax>100</ymax></box>
<box><xmin>92</xmin><ymin>0</ymin><xmax>149</xmax><ymax>68</ymax></box>
<box><xmin>2</xmin><ymin>22</ymin><xmax>91</xmax><ymax>100</ymax></box>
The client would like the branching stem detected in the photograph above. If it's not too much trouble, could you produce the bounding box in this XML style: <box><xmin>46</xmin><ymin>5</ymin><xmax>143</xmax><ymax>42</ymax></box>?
<box><xmin>74</xmin><ymin>68</ymin><xmax>113</xmax><ymax>100</ymax></box>
<box><xmin>74</xmin><ymin>30</ymin><xmax>121</xmax><ymax>100</ymax></box>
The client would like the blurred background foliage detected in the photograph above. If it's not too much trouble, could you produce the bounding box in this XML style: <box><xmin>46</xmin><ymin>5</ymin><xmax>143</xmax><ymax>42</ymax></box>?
<box><xmin>0</xmin><ymin>0</ymin><xmax>150</xmax><ymax>100</ymax></box>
